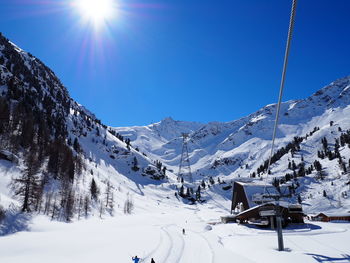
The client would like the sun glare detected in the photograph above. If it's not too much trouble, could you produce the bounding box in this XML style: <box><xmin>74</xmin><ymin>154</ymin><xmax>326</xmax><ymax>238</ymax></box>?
<box><xmin>74</xmin><ymin>0</ymin><xmax>117</xmax><ymax>27</ymax></box>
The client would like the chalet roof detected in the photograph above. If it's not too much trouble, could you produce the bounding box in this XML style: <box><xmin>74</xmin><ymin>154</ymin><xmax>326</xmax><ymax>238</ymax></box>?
<box><xmin>317</xmin><ymin>212</ymin><xmax>350</xmax><ymax>218</ymax></box>
<box><xmin>235</xmin><ymin>181</ymin><xmax>290</xmax><ymax>208</ymax></box>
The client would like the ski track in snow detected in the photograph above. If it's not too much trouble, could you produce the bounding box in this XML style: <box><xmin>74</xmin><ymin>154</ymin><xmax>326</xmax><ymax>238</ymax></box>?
<box><xmin>160</xmin><ymin>225</ymin><xmax>184</xmax><ymax>263</ymax></box>
<box><xmin>187</xmin><ymin>229</ymin><xmax>214</xmax><ymax>263</ymax></box>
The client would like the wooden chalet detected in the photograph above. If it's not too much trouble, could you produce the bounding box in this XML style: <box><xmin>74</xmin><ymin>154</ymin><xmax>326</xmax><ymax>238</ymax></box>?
<box><xmin>235</xmin><ymin>202</ymin><xmax>304</xmax><ymax>227</ymax></box>
<box><xmin>230</xmin><ymin>181</ymin><xmax>304</xmax><ymax>228</ymax></box>
<box><xmin>310</xmin><ymin>212</ymin><xmax>350</xmax><ymax>222</ymax></box>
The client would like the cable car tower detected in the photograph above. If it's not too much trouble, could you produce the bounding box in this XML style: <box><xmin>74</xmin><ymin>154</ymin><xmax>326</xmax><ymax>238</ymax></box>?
<box><xmin>178</xmin><ymin>133</ymin><xmax>193</xmax><ymax>183</ymax></box>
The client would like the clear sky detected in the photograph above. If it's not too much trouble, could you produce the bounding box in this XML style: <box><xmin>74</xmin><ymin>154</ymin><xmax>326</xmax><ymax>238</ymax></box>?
<box><xmin>1</xmin><ymin>0</ymin><xmax>350</xmax><ymax>126</ymax></box>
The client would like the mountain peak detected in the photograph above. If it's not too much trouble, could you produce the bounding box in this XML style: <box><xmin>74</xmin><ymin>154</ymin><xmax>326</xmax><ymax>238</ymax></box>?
<box><xmin>160</xmin><ymin>116</ymin><xmax>175</xmax><ymax>124</ymax></box>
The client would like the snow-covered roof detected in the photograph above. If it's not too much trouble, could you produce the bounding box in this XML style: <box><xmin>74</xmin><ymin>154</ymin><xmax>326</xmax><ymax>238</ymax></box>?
<box><xmin>317</xmin><ymin>212</ymin><xmax>350</xmax><ymax>218</ymax></box>
<box><xmin>236</xmin><ymin>182</ymin><xmax>291</xmax><ymax>208</ymax></box>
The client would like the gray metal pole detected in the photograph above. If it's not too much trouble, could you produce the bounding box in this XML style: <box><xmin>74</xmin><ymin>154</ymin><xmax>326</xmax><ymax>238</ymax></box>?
<box><xmin>276</xmin><ymin>202</ymin><xmax>284</xmax><ymax>251</ymax></box>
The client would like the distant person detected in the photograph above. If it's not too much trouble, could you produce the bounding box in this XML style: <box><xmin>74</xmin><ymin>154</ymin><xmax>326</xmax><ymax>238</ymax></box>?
<box><xmin>132</xmin><ymin>256</ymin><xmax>140</xmax><ymax>263</ymax></box>
<box><xmin>182</xmin><ymin>228</ymin><xmax>185</xmax><ymax>235</ymax></box>
<box><xmin>151</xmin><ymin>258</ymin><xmax>155</xmax><ymax>263</ymax></box>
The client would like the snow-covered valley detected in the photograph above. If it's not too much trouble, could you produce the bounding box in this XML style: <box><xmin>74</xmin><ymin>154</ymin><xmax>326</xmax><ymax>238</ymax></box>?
<box><xmin>1</xmin><ymin>32</ymin><xmax>350</xmax><ymax>263</ymax></box>
<box><xmin>1</xmin><ymin>198</ymin><xmax>350</xmax><ymax>263</ymax></box>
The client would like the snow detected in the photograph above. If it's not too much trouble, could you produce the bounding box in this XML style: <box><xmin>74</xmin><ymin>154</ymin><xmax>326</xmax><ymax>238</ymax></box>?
<box><xmin>1</xmin><ymin>201</ymin><xmax>350</xmax><ymax>263</ymax></box>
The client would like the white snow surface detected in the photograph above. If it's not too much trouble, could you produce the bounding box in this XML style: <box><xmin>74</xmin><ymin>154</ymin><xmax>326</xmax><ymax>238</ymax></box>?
<box><xmin>1</xmin><ymin>198</ymin><xmax>350</xmax><ymax>263</ymax></box>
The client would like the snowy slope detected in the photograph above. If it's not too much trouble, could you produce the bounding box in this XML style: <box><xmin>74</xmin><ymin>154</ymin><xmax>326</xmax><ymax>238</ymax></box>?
<box><xmin>0</xmin><ymin>32</ymin><xmax>174</xmax><ymax>227</ymax></box>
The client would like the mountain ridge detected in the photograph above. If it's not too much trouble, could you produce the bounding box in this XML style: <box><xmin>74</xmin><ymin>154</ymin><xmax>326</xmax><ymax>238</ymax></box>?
<box><xmin>113</xmin><ymin>75</ymin><xmax>350</xmax><ymax>178</ymax></box>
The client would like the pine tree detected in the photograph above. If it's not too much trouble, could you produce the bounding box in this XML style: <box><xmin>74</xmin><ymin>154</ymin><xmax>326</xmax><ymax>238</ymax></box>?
<box><xmin>272</xmin><ymin>177</ymin><xmax>280</xmax><ymax>188</ymax></box>
<box><xmin>12</xmin><ymin>147</ymin><xmax>42</xmax><ymax>212</ymax></box>
<box><xmin>64</xmin><ymin>189</ymin><xmax>75</xmax><ymax>222</ymax></box>
<box><xmin>77</xmin><ymin>195</ymin><xmax>83</xmax><ymax>220</ymax></box>
<box><xmin>186</xmin><ymin>188</ymin><xmax>191</xmax><ymax>198</ymax></box>
<box><xmin>313</xmin><ymin>160</ymin><xmax>322</xmax><ymax>171</ymax></box>
<box><xmin>195</xmin><ymin>186</ymin><xmax>201</xmax><ymax>200</ymax></box>
<box><xmin>105</xmin><ymin>180</ymin><xmax>113</xmax><ymax>209</ymax></box>
<box><xmin>0</xmin><ymin>98</ymin><xmax>10</xmax><ymax>135</ymax></box>
<box><xmin>90</xmin><ymin>178</ymin><xmax>99</xmax><ymax>201</ymax></box>
<box><xmin>123</xmin><ymin>193</ymin><xmax>134</xmax><ymax>214</ymax></box>
<box><xmin>0</xmin><ymin>204</ymin><xmax>5</xmax><ymax>223</ymax></box>
<box><xmin>84</xmin><ymin>195</ymin><xmax>90</xmax><ymax>217</ymax></box>
<box><xmin>209</xmin><ymin>176</ymin><xmax>215</xmax><ymax>185</ymax></box>
<box><xmin>73</xmin><ymin>137</ymin><xmax>81</xmax><ymax>153</ymax></box>
<box><xmin>322</xmin><ymin>137</ymin><xmax>328</xmax><ymax>151</ymax></box>
<box><xmin>298</xmin><ymin>164</ymin><xmax>306</xmax><ymax>177</ymax></box>
<box><xmin>179</xmin><ymin>185</ymin><xmax>185</xmax><ymax>197</ymax></box>
<box><xmin>108</xmin><ymin>192</ymin><xmax>114</xmax><ymax>215</ymax></box>
<box><xmin>131</xmin><ymin>157</ymin><xmax>140</xmax><ymax>171</ymax></box>
<box><xmin>125</xmin><ymin>138</ymin><xmax>131</xmax><ymax>150</ymax></box>
<box><xmin>297</xmin><ymin>194</ymin><xmax>302</xmax><ymax>204</ymax></box>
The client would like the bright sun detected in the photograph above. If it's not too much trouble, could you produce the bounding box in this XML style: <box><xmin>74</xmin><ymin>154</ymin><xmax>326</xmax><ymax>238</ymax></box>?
<box><xmin>74</xmin><ymin>0</ymin><xmax>117</xmax><ymax>27</ymax></box>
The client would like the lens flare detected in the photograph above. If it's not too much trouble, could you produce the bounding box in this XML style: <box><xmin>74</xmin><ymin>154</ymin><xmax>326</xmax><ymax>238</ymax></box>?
<box><xmin>74</xmin><ymin>0</ymin><xmax>118</xmax><ymax>28</ymax></box>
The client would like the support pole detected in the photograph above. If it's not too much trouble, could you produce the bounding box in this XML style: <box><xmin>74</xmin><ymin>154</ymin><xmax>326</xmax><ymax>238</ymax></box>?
<box><xmin>276</xmin><ymin>202</ymin><xmax>284</xmax><ymax>251</ymax></box>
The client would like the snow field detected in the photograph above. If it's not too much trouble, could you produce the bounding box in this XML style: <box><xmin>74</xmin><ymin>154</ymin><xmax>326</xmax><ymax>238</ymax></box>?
<box><xmin>1</xmin><ymin>196</ymin><xmax>350</xmax><ymax>263</ymax></box>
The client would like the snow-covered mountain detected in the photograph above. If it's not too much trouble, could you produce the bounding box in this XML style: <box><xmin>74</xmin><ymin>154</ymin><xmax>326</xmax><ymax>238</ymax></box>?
<box><xmin>1</xmin><ymin>30</ymin><xmax>350</xmax><ymax>233</ymax></box>
<box><xmin>114</xmin><ymin>77</ymin><xmax>350</xmax><ymax>173</ymax></box>
<box><xmin>0</xmin><ymin>32</ymin><xmax>172</xmax><ymax>228</ymax></box>
<box><xmin>114</xmin><ymin>76</ymin><xmax>350</xmax><ymax>214</ymax></box>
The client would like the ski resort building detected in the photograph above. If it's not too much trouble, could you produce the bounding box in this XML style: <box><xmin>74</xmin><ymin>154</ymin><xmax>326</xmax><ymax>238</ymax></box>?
<box><xmin>230</xmin><ymin>181</ymin><xmax>304</xmax><ymax>227</ymax></box>
<box><xmin>310</xmin><ymin>212</ymin><xmax>350</xmax><ymax>222</ymax></box>
<box><xmin>234</xmin><ymin>202</ymin><xmax>304</xmax><ymax>227</ymax></box>
<box><xmin>231</xmin><ymin>181</ymin><xmax>291</xmax><ymax>212</ymax></box>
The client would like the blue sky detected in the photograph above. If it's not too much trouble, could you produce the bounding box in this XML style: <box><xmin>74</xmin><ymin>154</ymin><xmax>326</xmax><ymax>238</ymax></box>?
<box><xmin>1</xmin><ymin>0</ymin><xmax>350</xmax><ymax>126</ymax></box>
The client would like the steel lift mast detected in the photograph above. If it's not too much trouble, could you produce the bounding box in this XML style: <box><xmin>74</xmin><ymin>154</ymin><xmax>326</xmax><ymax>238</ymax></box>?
<box><xmin>178</xmin><ymin>133</ymin><xmax>193</xmax><ymax>183</ymax></box>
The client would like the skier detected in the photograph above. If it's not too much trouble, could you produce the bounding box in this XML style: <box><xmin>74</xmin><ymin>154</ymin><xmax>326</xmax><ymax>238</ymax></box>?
<box><xmin>182</xmin><ymin>228</ymin><xmax>185</xmax><ymax>235</ymax></box>
<box><xmin>151</xmin><ymin>258</ymin><xmax>155</xmax><ymax>263</ymax></box>
<box><xmin>132</xmin><ymin>256</ymin><xmax>140</xmax><ymax>263</ymax></box>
